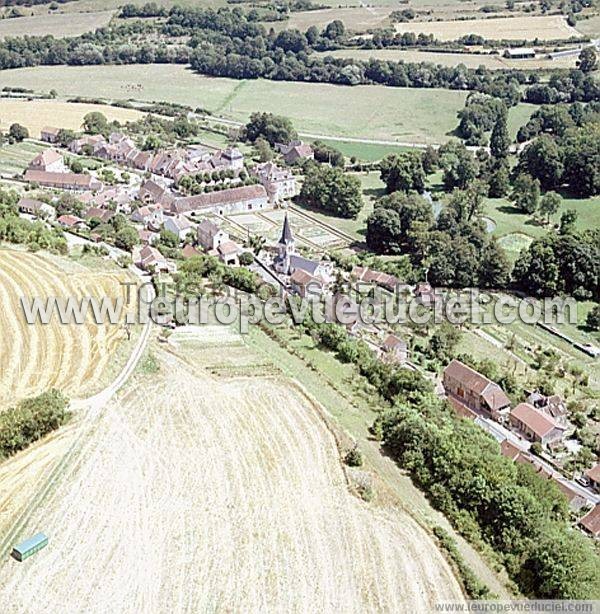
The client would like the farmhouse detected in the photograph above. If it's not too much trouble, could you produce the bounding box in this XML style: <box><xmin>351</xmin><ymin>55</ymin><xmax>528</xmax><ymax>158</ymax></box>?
<box><xmin>381</xmin><ymin>334</ymin><xmax>408</xmax><ymax>364</ymax></box>
<box><xmin>580</xmin><ymin>505</ymin><xmax>600</xmax><ymax>538</ymax></box>
<box><xmin>132</xmin><ymin>204</ymin><xmax>164</xmax><ymax>230</ymax></box>
<box><xmin>585</xmin><ymin>464</ymin><xmax>600</xmax><ymax>493</ymax></box>
<box><xmin>197</xmin><ymin>219</ymin><xmax>229</xmax><ymax>251</ymax></box>
<box><xmin>69</xmin><ymin>134</ymin><xmax>106</xmax><ymax>155</ymax></box>
<box><xmin>24</xmin><ymin>170</ymin><xmax>101</xmax><ymax>191</ymax></box>
<box><xmin>171</xmin><ymin>185</ymin><xmax>269</xmax><ymax>215</ymax></box>
<box><xmin>40</xmin><ymin>126</ymin><xmax>60</xmax><ymax>143</ymax></box>
<box><xmin>276</xmin><ymin>140</ymin><xmax>314</xmax><ymax>165</ymax></box>
<box><xmin>526</xmin><ymin>392</ymin><xmax>569</xmax><ymax>427</ymax></box>
<box><xmin>28</xmin><ymin>149</ymin><xmax>65</xmax><ymax>173</ymax></box>
<box><xmin>443</xmin><ymin>359</ymin><xmax>511</xmax><ymax>419</ymax></box>
<box><xmin>18</xmin><ymin>198</ymin><xmax>55</xmax><ymax>219</ymax></box>
<box><xmin>57</xmin><ymin>214</ymin><xmax>86</xmax><ymax>229</ymax></box>
<box><xmin>163</xmin><ymin>215</ymin><xmax>193</xmax><ymax>241</ymax></box>
<box><xmin>83</xmin><ymin>207</ymin><xmax>115</xmax><ymax>224</ymax></box>
<box><xmin>138</xmin><ymin>179</ymin><xmax>174</xmax><ymax>207</ymax></box>
<box><xmin>352</xmin><ymin>266</ymin><xmax>400</xmax><ymax>292</ymax></box>
<box><xmin>290</xmin><ymin>268</ymin><xmax>324</xmax><ymax>298</ymax></box>
<box><xmin>182</xmin><ymin>244</ymin><xmax>201</xmax><ymax>259</ymax></box>
<box><xmin>139</xmin><ymin>245</ymin><xmax>169</xmax><ymax>273</ymax></box>
<box><xmin>509</xmin><ymin>402</ymin><xmax>567</xmax><ymax>445</ymax></box>
<box><xmin>251</xmin><ymin>162</ymin><xmax>298</xmax><ymax>203</ymax></box>
<box><xmin>216</xmin><ymin>241</ymin><xmax>240</xmax><ymax>267</ymax></box>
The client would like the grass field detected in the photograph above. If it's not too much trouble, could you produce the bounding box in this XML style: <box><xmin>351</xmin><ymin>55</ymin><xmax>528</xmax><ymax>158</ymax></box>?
<box><xmin>484</xmin><ymin>195</ymin><xmax>600</xmax><ymax>256</ymax></box>
<box><xmin>0</xmin><ymin>99</ymin><xmax>145</xmax><ymax>139</ymax></box>
<box><xmin>319</xmin><ymin>48</ymin><xmax>578</xmax><ymax>70</ymax></box>
<box><xmin>0</xmin><ymin>141</ymin><xmax>48</xmax><ymax>176</ymax></box>
<box><xmin>264</xmin><ymin>7</ymin><xmax>391</xmax><ymax>33</ymax></box>
<box><xmin>0</xmin><ymin>335</ymin><xmax>464</xmax><ymax>611</ymax></box>
<box><xmin>393</xmin><ymin>15</ymin><xmax>580</xmax><ymax>41</ymax></box>
<box><xmin>0</xmin><ymin>248</ymin><xmax>133</xmax><ymax>407</ymax></box>
<box><xmin>0</xmin><ymin>10</ymin><xmax>114</xmax><ymax>39</ymax></box>
<box><xmin>0</xmin><ymin>65</ymin><xmax>471</xmax><ymax>144</ymax></box>
<box><xmin>573</xmin><ymin>14</ymin><xmax>600</xmax><ymax>37</ymax></box>
<box><xmin>311</xmin><ymin>138</ymin><xmax>412</xmax><ymax>161</ymax></box>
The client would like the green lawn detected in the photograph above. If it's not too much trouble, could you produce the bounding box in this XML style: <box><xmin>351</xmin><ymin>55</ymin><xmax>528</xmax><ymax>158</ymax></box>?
<box><xmin>484</xmin><ymin>195</ymin><xmax>600</xmax><ymax>257</ymax></box>
<box><xmin>0</xmin><ymin>65</ymin><xmax>471</xmax><ymax>145</ymax></box>
<box><xmin>311</xmin><ymin>138</ymin><xmax>413</xmax><ymax>162</ymax></box>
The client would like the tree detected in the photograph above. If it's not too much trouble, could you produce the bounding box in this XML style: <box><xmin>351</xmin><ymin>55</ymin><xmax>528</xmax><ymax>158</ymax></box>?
<box><xmin>439</xmin><ymin>141</ymin><xmax>477</xmax><ymax>190</ymax></box>
<box><xmin>560</xmin><ymin>128</ymin><xmax>600</xmax><ymax>197</ymax></box>
<box><xmin>512</xmin><ymin>237</ymin><xmax>560</xmax><ymax>297</ymax></box>
<box><xmin>488</xmin><ymin>160</ymin><xmax>510</xmax><ymax>198</ymax></box>
<box><xmin>578</xmin><ymin>46</ymin><xmax>598</xmax><ymax>74</ymax></box>
<box><xmin>253</xmin><ymin>137</ymin><xmax>273</xmax><ymax>162</ymax></box>
<box><xmin>519</xmin><ymin>135</ymin><xmax>564</xmax><ymax>190</ymax></box>
<box><xmin>479</xmin><ymin>238</ymin><xmax>511</xmax><ymax>288</ymax></box>
<box><xmin>490</xmin><ymin>111</ymin><xmax>510</xmax><ymax>159</ymax></box>
<box><xmin>69</xmin><ymin>159</ymin><xmax>84</xmax><ymax>174</ymax></box>
<box><xmin>379</xmin><ymin>152</ymin><xmax>425</xmax><ymax>194</ymax></box>
<box><xmin>586</xmin><ymin>305</ymin><xmax>600</xmax><ymax>331</ymax></box>
<box><xmin>114</xmin><ymin>226</ymin><xmax>139</xmax><ymax>252</ymax></box>
<box><xmin>312</xmin><ymin>140</ymin><xmax>344</xmax><ymax>167</ymax></box>
<box><xmin>366</xmin><ymin>208</ymin><xmax>403</xmax><ymax>254</ymax></box>
<box><xmin>559</xmin><ymin>209</ymin><xmax>578</xmax><ymax>234</ymax></box>
<box><xmin>159</xmin><ymin>228</ymin><xmax>179</xmax><ymax>248</ymax></box>
<box><xmin>83</xmin><ymin>112</ymin><xmax>108</xmax><ymax>135</ymax></box>
<box><xmin>8</xmin><ymin>123</ymin><xmax>28</xmax><ymax>142</ymax></box>
<box><xmin>298</xmin><ymin>165</ymin><xmax>363</xmax><ymax>218</ymax></box>
<box><xmin>511</xmin><ymin>174</ymin><xmax>540</xmax><ymax>215</ymax></box>
<box><xmin>244</xmin><ymin>111</ymin><xmax>297</xmax><ymax>146</ymax></box>
<box><xmin>539</xmin><ymin>191</ymin><xmax>561</xmax><ymax>224</ymax></box>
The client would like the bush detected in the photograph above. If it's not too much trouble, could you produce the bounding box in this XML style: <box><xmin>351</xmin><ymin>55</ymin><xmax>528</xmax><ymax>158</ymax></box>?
<box><xmin>344</xmin><ymin>445</ymin><xmax>364</xmax><ymax>467</ymax></box>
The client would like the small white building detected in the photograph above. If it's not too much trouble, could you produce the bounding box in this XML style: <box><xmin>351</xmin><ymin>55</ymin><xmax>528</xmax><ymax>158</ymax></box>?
<box><xmin>163</xmin><ymin>215</ymin><xmax>193</xmax><ymax>242</ymax></box>
<box><xmin>197</xmin><ymin>219</ymin><xmax>229</xmax><ymax>251</ymax></box>
<box><xmin>28</xmin><ymin>149</ymin><xmax>66</xmax><ymax>173</ymax></box>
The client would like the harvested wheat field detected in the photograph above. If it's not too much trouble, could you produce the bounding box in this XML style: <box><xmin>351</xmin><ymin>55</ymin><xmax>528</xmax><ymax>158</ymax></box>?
<box><xmin>0</xmin><ymin>248</ymin><xmax>130</xmax><ymax>406</ymax></box>
<box><xmin>394</xmin><ymin>15</ymin><xmax>580</xmax><ymax>41</ymax></box>
<box><xmin>0</xmin><ymin>338</ymin><xmax>463</xmax><ymax>612</ymax></box>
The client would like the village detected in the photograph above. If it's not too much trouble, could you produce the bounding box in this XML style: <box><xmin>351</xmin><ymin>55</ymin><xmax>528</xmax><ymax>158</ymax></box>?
<box><xmin>8</xmin><ymin>119</ymin><xmax>599</xmax><ymax>546</ymax></box>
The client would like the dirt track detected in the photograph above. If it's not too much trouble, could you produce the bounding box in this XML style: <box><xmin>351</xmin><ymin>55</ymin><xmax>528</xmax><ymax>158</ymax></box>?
<box><xmin>0</xmin><ymin>341</ymin><xmax>464</xmax><ymax>612</ymax></box>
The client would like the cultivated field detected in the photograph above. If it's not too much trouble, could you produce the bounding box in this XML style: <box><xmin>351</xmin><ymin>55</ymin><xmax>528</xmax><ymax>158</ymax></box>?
<box><xmin>393</xmin><ymin>15</ymin><xmax>580</xmax><ymax>41</ymax></box>
<box><xmin>0</xmin><ymin>333</ymin><xmax>463</xmax><ymax>612</ymax></box>
<box><xmin>0</xmin><ymin>141</ymin><xmax>48</xmax><ymax>176</ymax></box>
<box><xmin>0</xmin><ymin>11</ymin><xmax>114</xmax><ymax>39</ymax></box>
<box><xmin>320</xmin><ymin>48</ymin><xmax>578</xmax><ymax>70</ymax></box>
<box><xmin>265</xmin><ymin>7</ymin><xmax>391</xmax><ymax>34</ymax></box>
<box><xmin>0</xmin><ymin>249</ymin><xmax>131</xmax><ymax>406</ymax></box>
<box><xmin>0</xmin><ymin>99</ymin><xmax>144</xmax><ymax>140</ymax></box>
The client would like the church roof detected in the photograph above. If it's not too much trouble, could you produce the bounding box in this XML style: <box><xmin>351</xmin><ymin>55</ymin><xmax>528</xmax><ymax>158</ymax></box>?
<box><xmin>279</xmin><ymin>213</ymin><xmax>294</xmax><ymax>245</ymax></box>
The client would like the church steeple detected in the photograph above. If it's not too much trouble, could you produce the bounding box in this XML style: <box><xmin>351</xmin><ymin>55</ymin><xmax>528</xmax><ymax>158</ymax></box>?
<box><xmin>279</xmin><ymin>212</ymin><xmax>294</xmax><ymax>246</ymax></box>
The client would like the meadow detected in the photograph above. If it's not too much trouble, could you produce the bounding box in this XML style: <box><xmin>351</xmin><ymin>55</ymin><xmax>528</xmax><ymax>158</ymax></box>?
<box><xmin>0</xmin><ymin>10</ymin><xmax>114</xmax><ymax>39</ymax></box>
<box><xmin>0</xmin><ymin>65</ymin><xmax>471</xmax><ymax>144</ymax></box>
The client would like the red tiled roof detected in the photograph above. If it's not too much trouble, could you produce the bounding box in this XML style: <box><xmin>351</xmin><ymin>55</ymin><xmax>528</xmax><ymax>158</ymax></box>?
<box><xmin>586</xmin><ymin>464</ymin><xmax>600</xmax><ymax>483</ymax></box>
<box><xmin>500</xmin><ymin>439</ymin><xmax>521</xmax><ymax>461</ymax></box>
<box><xmin>510</xmin><ymin>403</ymin><xmax>560</xmax><ymax>439</ymax></box>
<box><xmin>580</xmin><ymin>504</ymin><xmax>600</xmax><ymax>536</ymax></box>
<box><xmin>172</xmin><ymin>185</ymin><xmax>267</xmax><ymax>213</ymax></box>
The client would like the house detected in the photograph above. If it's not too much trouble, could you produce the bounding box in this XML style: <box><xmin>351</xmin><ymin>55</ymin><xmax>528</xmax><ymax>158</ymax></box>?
<box><xmin>40</xmin><ymin>126</ymin><xmax>60</xmax><ymax>143</ymax></box>
<box><xmin>28</xmin><ymin>149</ymin><xmax>65</xmax><ymax>173</ymax></box>
<box><xmin>290</xmin><ymin>268</ymin><xmax>323</xmax><ymax>298</ymax></box>
<box><xmin>352</xmin><ymin>266</ymin><xmax>400</xmax><ymax>292</ymax></box>
<box><xmin>197</xmin><ymin>219</ymin><xmax>229</xmax><ymax>251</ymax></box>
<box><xmin>504</xmin><ymin>47</ymin><xmax>536</xmax><ymax>59</ymax></box>
<box><xmin>553</xmin><ymin>479</ymin><xmax>588</xmax><ymax>512</ymax></box>
<box><xmin>509</xmin><ymin>402</ymin><xmax>567</xmax><ymax>445</ymax></box>
<box><xmin>580</xmin><ymin>504</ymin><xmax>600</xmax><ymax>538</ymax></box>
<box><xmin>131</xmin><ymin>204</ymin><xmax>164</xmax><ymax>230</ymax></box>
<box><xmin>24</xmin><ymin>170</ymin><xmax>101</xmax><ymax>192</ymax></box>
<box><xmin>172</xmin><ymin>185</ymin><xmax>269</xmax><ymax>216</ymax></box>
<box><xmin>276</xmin><ymin>140</ymin><xmax>314</xmax><ymax>165</ymax></box>
<box><xmin>414</xmin><ymin>281</ymin><xmax>437</xmax><ymax>307</ymax></box>
<box><xmin>83</xmin><ymin>207</ymin><xmax>115</xmax><ymax>224</ymax></box>
<box><xmin>163</xmin><ymin>215</ymin><xmax>193</xmax><ymax>242</ymax></box>
<box><xmin>381</xmin><ymin>334</ymin><xmax>408</xmax><ymax>364</ymax></box>
<box><xmin>69</xmin><ymin>134</ymin><xmax>106</xmax><ymax>155</ymax></box>
<box><xmin>18</xmin><ymin>198</ymin><xmax>55</xmax><ymax>219</ymax></box>
<box><xmin>251</xmin><ymin>162</ymin><xmax>297</xmax><ymax>203</ymax></box>
<box><xmin>585</xmin><ymin>464</ymin><xmax>600</xmax><ymax>493</ymax></box>
<box><xmin>139</xmin><ymin>245</ymin><xmax>169</xmax><ymax>273</ymax></box>
<box><xmin>138</xmin><ymin>179</ymin><xmax>173</xmax><ymax>207</ymax></box>
<box><xmin>138</xmin><ymin>228</ymin><xmax>158</xmax><ymax>245</ymax></box>
<box><xmin>57</xmin><ymin>214</ymin><xmax>86</xmax><ymax>229</ymax></box>
<box><xmin>216</xmin><ymin>147</ymin><xmax>244</xmax><ymax>171</ymax></box>
<box><xmin>443</xmin><ymin>359</ymin><xmax>511</xmax><ymax>420</ymax></box>
<box><xmin>217</xmin><ymin>241</ymin><xmax>240</xmax><ymax>267</ymax></box>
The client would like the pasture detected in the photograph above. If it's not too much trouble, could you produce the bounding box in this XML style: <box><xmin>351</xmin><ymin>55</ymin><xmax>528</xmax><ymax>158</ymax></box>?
<box><xmin>393</xmin><ymin>15</ymin><xmax>580</xmax><ymax>41</ymax></box>
<box><xmin>0</xmin><ymin>11</ymin><xmax>114</xmax><ymax>39</ymax></box>
<box><xmin>0</xmin><ymin>337</ymin><xmax>464</xmax><ymax>612</ymax></box>
<box><xmin>0</xmin><ymin>99</ymin><xmax>145</xmax><ymax>140</ymax></box>
<box><xmin>0</xmin><ymin>248</ymin><xmax>133</xmax><ymax>407</ymax></box>
<box><xmin>265</xmin><ymin>7</ymin><xmax>391</xmax><ymax>34</ymax></box>
<box><xmin>0</xmin><ymin>65</ymin><xmax>470</xmax><ymax>144</ymax></box>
